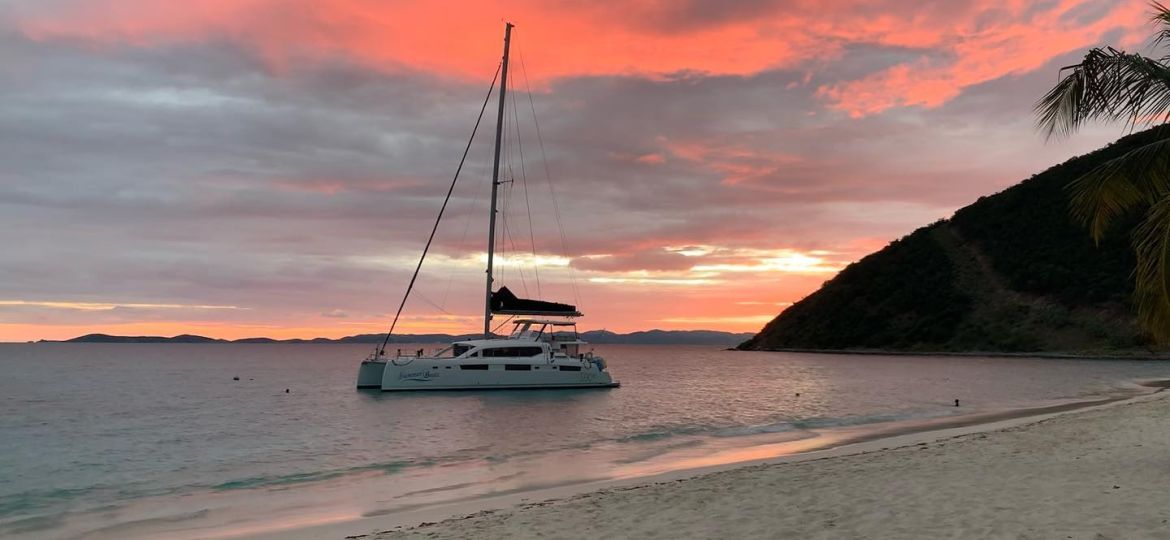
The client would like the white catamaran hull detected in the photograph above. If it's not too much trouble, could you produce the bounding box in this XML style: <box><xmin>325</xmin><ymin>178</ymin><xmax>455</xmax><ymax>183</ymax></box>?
<box><xmin>357</xmin><ymin>360</ymin><xmax>387</xmax><ymax>390</ymax></box>
<box><xmin>373</xmin><ymin>356</ymin><xmax>617</xmax><ymax>391</ymax></box>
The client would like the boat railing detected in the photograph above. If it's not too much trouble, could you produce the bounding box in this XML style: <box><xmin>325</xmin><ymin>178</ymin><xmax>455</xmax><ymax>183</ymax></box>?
<box><xmin>368</xmin><ymin>347</ymin><xmax>445</xmax><ymax>363</ymax></box>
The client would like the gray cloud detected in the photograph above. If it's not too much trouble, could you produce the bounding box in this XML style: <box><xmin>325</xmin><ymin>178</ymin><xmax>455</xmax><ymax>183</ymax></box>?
<box><xmin>0</xmin><ymin>16</ymin><xmax>1131</xmax><ymax>334</ymax></box>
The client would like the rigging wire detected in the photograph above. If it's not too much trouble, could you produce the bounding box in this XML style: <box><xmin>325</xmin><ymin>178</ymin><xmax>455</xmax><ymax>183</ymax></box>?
<box><xmin>518</xmin><ymin>50</ymin><xmax>580</xmax><ymax>307</ymax></box>
<box><xmin>502</xmin><ymin>70</ymin><xmax>535</xmax><ymax>297</ymax></box>
<box><xmin>496</xmin><ymin>77</ymin><xmax>511</xmax><ymax>291</ymax></box>
<box><xmin>500</xmin><ymin>170</ymin><xmax>527</xmax><ymax>295</ymax></box>
<box><xmin>509</xmin><ymin>68</ymin><xmax>543</xmax><ymax>298</ymax></box>
<box><xmin>500</xmin><ymin>187</ymin><xmax>529</xmax><ymax>296</ymax></box>
<box><xmin>412</xmin><ymin>290</ymin><xmax>454</xmax><ymax>315</ymax></box>
<box><xmin>497</xmin><ymin>71</ymin><xmax>533</xmax><ymax>297</ymax></box>
<box><xmin>438</xmin><ymin>138</ymin><xmax>491</xmax><ymax>310</ymax></box>
<box><xmin>376</xmin><ymin>64</ymin><xmax>501</xmax><ymax>355</ymax></box>
<box><xmin>501</xmin><ymin>183</ymin><xmax>532</xmax><ymax>296</ymax></box>
<box><xmin>492</xmin><ymin>314</ymin><xmax>516</xmax><ymax>335</ymax></box>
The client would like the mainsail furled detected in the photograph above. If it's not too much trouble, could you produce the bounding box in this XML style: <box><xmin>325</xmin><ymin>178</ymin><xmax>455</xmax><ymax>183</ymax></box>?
<box><xmin>490</xmin><ymin>287</ymin><xmax>581</xmax><ymax>316</ymax></box>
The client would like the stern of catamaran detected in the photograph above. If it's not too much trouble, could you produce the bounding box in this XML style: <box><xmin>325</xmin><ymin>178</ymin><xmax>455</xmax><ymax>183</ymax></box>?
<box><xmin>357</xmin><ymin>350</ymin><xmax>387</xmax><ymax>389</ymax></box>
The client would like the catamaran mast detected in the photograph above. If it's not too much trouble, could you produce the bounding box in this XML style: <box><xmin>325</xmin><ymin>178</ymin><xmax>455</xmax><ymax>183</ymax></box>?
<box><xmin>485</xmin><ymin>22</ymin><xmax>513</xmax><ymax>339</ymax></box>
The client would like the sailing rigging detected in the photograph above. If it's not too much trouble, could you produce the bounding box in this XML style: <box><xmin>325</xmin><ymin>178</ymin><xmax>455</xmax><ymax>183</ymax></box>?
<box><xmin>355</xmin><ymin>22</ymin><xmax>618</xmax><ymax>391</ymax></box>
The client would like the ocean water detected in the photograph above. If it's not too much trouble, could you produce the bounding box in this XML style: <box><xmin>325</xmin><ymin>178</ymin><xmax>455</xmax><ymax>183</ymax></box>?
<box><xmin>2</xmin><ymin>343</ymin><xmax>1168</xmax><ymax>539</ymax></box>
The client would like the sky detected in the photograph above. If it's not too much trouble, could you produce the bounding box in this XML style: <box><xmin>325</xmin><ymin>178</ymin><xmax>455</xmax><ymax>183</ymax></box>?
<box><xmin>0</xmin><ymin>0</ymin><xmax>1156</xmax><ymax>341</ymax></box>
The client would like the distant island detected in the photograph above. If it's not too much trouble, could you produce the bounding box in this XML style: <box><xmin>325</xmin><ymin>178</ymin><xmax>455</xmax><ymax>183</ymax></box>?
<box><xmin>54</xmin><ymin>329</ymin><xmax>753</xmax><ymax>346</ymax></box>
<box><xmin>740</xmin><ymin>127</ymin><xmax>1166</xmax><ymax>355</ymax></box>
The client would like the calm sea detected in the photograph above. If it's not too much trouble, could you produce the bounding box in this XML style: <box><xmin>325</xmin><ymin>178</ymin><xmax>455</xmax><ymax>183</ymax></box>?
<box><xmin>2</xmin><ymin>343</ymin><xmax>1168</xmax><ymax>539</ymax></box>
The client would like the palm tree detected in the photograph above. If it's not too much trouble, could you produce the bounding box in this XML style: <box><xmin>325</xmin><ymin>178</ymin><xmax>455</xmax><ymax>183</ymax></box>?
<box><xmin>1036</xmin><ymin>1</ymin><xmax>1170</xmax><ymax>343</ymax></box>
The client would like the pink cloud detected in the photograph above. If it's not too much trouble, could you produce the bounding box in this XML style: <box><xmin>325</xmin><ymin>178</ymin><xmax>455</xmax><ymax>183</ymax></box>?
<box><xmin>634</xmin><ymin>153</ymin><xmax>666</xmax><ymax>164</ymax></box>
<box><xmin>11</xmin><ymin>0</ymin><xmax>1150</xmax><ymax>116</ymax></box>
<box><xmin>817</xmin><ymin>0</ymin><xmax>1151</xmax><ymax>116</ymax></box>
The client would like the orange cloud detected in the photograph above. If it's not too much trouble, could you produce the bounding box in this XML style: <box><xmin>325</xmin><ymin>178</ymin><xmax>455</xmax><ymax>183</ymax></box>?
<box><xmin>12</xmin><ymin>0</ymin><xmax>818</xmax><ymax>80</ymax></box>
<box><xmin>817</xmin><ymin>0</ymin><xmax>1151</xmax><ymax>116</ymax></box>
<box><xmin>11</xmin><ymin>0</ymin><xmax>1150</xmax><ymax>115</ymax></box>
<box><xmin>634</xmin><ymin>153</ymin><xmax>666</xmax><ymax>165</ymax></box>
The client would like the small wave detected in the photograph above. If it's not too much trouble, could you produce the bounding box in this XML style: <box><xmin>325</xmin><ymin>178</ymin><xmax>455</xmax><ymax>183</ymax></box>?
<box><xmin>394</xmin><ymin>480</ymin><xmax>486</xmax><ymax>499</ymax></box>
<box><xmin>0</xmin><ymin>487</ymin><xmax>100</xmax><ymax>518</ymax></box>
<box><xmin>616</xmin><ymin>421</ymin><xmax>797</xmax><ymax>444</ymax></box>
<box><xmin>212</xmin><ymin>460</ymin><xmax>414</xmax><ymax>491</ymax></box>
<box><xmin>66</xmin><ymin>508</ymin><xmax>210</xmax><ymax>539</ymax></box>
<box><xmin>2</xmin><ymin>459</ymin><xmax>429</xmax><ymax>527</ymax></box>
<box><xmin>616</xmin><ymin>425</ymin><xmax>713</xmax><ymax>443</ymax></box>
<box><xmin>615</xmin><ymin>413</ymin><xmax>929</xmax><ymax>446</ymax></box>
<box><xmin>710</xmin><ymin>421</ymin><xmax>796</xmax><ymax>438</ymax></box>
<box><xmin>617</xmin><ymin>431</ymin><xmax>675</xmax><ymax>443</ymax></box>
<box><xmin>792</xmin><ymin>411</ymin><xmax>919</xmax><ymax>430</ymax></box>
<box><xmin>612</xmin><ymin>439</ymin><xmax>706</xmax><ymax>464</ymax></box>
<box><xmin>481</xmin><ymin>441</ymin><xmax>596</xmax><ymax>465</ymax></box>
<box><xmin>0</xmin><ymin>513</ymin><xmax>65</xmax><ymax>535</ymax></box>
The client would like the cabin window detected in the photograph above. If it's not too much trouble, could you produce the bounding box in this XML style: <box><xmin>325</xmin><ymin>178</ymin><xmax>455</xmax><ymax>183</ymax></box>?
<box><xmin>453</xmin><ymin>344</ymin><xmax>471</xmax><ymax>357</ymax></box>
<box><xmin>558</xmin><ymin>365</ymin><xmax>582</xmax><ymax>372</ymax></box>
<box><xmin>481</xmin><ymin>347</ymin><xmax>543</xmax><ymax>358</ymax></box>
<box><xmin>460</xmin><ymin>364</ymin><xmax>489</xmax><ymax>370</ymax></box>
<box><xmin>504</xmin><ymin>364</ymin><xmax>532</xmax><ymax>371</ymax></box>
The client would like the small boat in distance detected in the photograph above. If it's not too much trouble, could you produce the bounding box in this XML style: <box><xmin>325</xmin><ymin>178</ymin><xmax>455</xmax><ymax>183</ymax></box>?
<box><xmin>356</xmin><ymin>23</ymin><xmax>618</xmax><ymax>391</ymax></box>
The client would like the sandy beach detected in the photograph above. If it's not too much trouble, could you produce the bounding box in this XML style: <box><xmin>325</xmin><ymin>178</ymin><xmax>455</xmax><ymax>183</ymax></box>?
<box><xmin>354</xmin><ymin>389</ymin><xmax>1170</xmax><ymax>539</ymax></box>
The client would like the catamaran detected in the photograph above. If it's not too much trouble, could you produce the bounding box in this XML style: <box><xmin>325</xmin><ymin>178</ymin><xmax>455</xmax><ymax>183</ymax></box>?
<box><xmin>356</xmin><ymin>23</ymin><xmax>618</xmax><ymax>391</ymax></box>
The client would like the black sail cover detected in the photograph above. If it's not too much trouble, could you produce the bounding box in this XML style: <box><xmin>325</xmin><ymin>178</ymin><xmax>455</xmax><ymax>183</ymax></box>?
<box><xmin>490</xmin><ymin>287</ymin><xmax>581</xmax><ymax>316</ymax></box>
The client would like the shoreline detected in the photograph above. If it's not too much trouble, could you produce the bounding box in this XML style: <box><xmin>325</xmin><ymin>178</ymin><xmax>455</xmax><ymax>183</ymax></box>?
<box><xmin>238</xmin><ymin>379</ymin><xmax>1170</xmax><ymax>540</ymax></box>
<box><xmin>738</xmin><ymin>346</ymin><xmax>1170</xmax><ymax>360</ymax></box>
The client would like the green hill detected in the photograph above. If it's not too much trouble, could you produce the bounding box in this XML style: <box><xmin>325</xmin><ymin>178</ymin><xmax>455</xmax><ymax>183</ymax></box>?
<box><xmin>738</xmin><ymin>127</ymin><xmax>1168</xmax><ymax>354</ymax></box>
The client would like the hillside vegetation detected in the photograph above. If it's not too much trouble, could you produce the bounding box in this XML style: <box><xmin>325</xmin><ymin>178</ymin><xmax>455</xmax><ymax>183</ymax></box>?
<box><xmin>739</xmin><ymin>129</ymin><xmax>1160</xmax><ymax>354</ymax></box>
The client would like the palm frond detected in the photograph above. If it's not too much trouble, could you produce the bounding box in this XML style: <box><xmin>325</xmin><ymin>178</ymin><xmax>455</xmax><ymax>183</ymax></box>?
<box><xmin>1042</xmin><ymin>2</ymin><xmax>1170</xmax><ymax>345</ymax></box>
<box><xmin>1067</xmin><ymin>130</ymin><xmax>1170</xmax><ymax>242</ymax></box>
<box><xmin>1150</xmin><ymin>1</ymin><xmax>1170</xmax><ymax>52</ymax></box>
<box><xmin>1036</xmin><ymin>47</ymin><xmax>1170</xmax><ymax>139</ymax></box>
<box><xmin>1132</xmin><ymin>194</ymin><xmax>1170</xmax><ymax>342</ymax></box>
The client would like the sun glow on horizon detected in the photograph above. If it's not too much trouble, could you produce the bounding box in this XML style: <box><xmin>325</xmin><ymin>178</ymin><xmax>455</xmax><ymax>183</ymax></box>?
<box><xmin>0</xmin><ymin>242</ymin><xmax>855</xmax><ymax>341</ymax></box>
<box><xmin>0</xmin><ymin>300</ymin><xmax>245</xmax><ymax>311</ymax></box>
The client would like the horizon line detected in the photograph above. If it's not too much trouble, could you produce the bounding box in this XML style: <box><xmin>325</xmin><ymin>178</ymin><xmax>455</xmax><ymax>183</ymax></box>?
<box><xmin>2</xmin><ymin>327</ymin><xmax>757</xmax><ymax>344</ymax></box>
